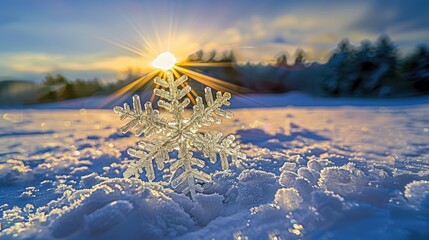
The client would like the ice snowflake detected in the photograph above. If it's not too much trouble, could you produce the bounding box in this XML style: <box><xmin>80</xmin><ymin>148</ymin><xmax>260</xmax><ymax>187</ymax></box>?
<box><xmin>114</xmin><ymin>71</ymin><xmax>245</xmax><ymax>197</ymax></box>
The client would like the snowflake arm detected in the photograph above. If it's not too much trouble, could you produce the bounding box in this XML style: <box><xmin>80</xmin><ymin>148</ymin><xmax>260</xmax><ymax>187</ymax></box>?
<box><xmin>186</xmin><ymin>87</ymin><xmax>233</xmax><ymax>132</ymax></box>
<box><xmin>113</xmin><ymin>95</ymin><xmax>169</xmax><ymax>136</ymax></box>
<box><xmin>170</xmin><ymin>141</ymin><xmax>212</xmax><ymax>197</ymax></box>
<box><xmin>124</xmin><ymin>138</ymin><xmax>176</xmax><ymax>180</ymax></box>
<box><xmin>154</xmin><ymin>72</ymin><xmax>191</xmax><ymax>120</ymax></box>
<box><xmin>193</xmin><ymin>131</ymin><xmax>246</xmax><ymax>170</ymax></box>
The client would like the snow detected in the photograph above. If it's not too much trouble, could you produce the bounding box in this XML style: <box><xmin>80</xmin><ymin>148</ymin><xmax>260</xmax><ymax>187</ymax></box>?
<box><xmin>19</xmin><ymin>90</ymin><xmax>429</xmax><ymax>110</ymax></box>
<box><xmin>274</xmin><ymin>188</ymin><xmax>303</xmax><ymax>211</ymax></box>
<box><xmin>0</xmin><ymin>160</ymin><xmax>33</xmax><ymax>185</ymax></box>
<box><xmin>404</xmin><ymin>180</ymin><xmax>429</xmax><ymax>206</ymax></box>
<box><xmin>1</xmin><ymin>94</ymin><xmax>429</xmax><ymax>239</ymax></box>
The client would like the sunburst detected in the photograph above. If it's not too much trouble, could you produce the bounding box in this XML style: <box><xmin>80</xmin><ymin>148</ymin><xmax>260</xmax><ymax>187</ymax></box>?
<box><xmin>98</xmin><ymin>20</ymin><xmax>258</xmax><ymax>108</ymax></box>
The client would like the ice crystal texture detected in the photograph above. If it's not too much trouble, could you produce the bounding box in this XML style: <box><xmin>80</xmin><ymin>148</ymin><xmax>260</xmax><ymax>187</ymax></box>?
<box><xmin>114</xmin><ymin>71</ymin><xmax>245</xmax><ymax>197</ymax></box>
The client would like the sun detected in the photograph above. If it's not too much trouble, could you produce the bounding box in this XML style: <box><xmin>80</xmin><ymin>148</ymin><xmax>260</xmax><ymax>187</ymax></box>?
<box><xmin>100</xmin><ymin>26</ymin><xmax>250</xmax><ymax>108</ymax></box>
<box><xmin>151</xmin><ymin>51</ymin><xmax>177</xmax><ymax>71</ymax></box>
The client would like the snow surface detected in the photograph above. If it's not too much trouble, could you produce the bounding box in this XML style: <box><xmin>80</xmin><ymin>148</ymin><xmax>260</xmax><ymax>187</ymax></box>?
<box><xmin>1</xmin><ymin>95</ymin><xmax>429</xmax><ymax>239</ymax></box>
<box><xmin>22</xmin><ymin>91</ymin><xmax>429</xmax><ymax>110</ymax></box>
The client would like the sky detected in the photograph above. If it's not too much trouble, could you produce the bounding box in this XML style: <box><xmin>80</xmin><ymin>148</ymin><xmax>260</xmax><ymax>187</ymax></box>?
<box><xmin>0</xmin><ymin>0</ymin><xmax>428</xmax><ymax>81</ymax></box>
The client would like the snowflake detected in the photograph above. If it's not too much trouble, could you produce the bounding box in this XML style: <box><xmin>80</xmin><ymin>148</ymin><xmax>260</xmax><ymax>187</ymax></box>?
<box><xmin>114</xmin><ymin>71</ymin><xmax>245</xmax><ymax>197</ymax></box>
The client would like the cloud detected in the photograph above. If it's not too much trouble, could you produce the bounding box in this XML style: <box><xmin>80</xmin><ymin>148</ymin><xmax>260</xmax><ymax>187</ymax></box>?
<box><xmin>350</xmin><ymin>0</ymin><xmax>429</xmax><ymax>34</ymax></box>
<box><xmin>203</xmin><ymin>1</ymin><xmax>428</xmax><ymax>63</ymax></box>
<box><xmin>204</xmin><ymin>3</ymin><xmax>371</xmax><ymax>62</ymax></box>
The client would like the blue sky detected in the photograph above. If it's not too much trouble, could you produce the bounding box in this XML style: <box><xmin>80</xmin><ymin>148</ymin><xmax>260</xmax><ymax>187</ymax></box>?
<box><xmin>1</xmin><ymin>0</ymin><xmax>428</xmax><ymax>81</ymax></box>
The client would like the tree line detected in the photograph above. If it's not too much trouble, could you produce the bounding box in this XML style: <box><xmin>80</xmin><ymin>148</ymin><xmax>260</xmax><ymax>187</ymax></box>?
<box><xmin>34</xmin><ymin>35</ymin><xmax>429</xmax><ymax>103</ymax></box>
<box><xmin>321</xmin><ymin>35</ymin><xmax>429</xmax><ymax>96</ymax></box>
<box><xmin>37</xmin><ymin>74</ymin><xmax>102</xmax><ymax>102</ymax></box>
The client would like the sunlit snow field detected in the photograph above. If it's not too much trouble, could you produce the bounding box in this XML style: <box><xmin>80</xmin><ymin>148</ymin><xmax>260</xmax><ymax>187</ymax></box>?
<box><xmin>1</xmin><ymin>97</ymin><xmax>429</xmax><ymax>239</ymax></box>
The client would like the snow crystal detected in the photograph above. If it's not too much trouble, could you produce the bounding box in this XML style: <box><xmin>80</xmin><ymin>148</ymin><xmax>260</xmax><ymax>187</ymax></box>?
<box><xmin>114</xmin><ymin>71</ymin><xmax>245</xmax><ymax>197</ymax></box>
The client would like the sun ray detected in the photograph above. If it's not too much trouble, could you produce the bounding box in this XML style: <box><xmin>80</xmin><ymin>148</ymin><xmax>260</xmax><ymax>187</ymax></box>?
<box><xmin>177</xmin><ymin>62</ymin><xmax>234</xmax><ymax>68</ymax></box>
<box><xmin>84</xmin><ymin>7</ymin><xmax>272</xmax><ymax>112</ymax></box>
<box><xmin>174</xmin><ymin>66</ymin><xmax>248</xmax><ymax>93</ymax></box>
<box><xmin>99</xmin><ymin>17</ymin><xmax>268</xmax><ymax>109</ymax></box>
<box><xmin>148</xmin><ymin>16</ymin><xmax>164</xmax><ymax>54</ymax></box>
<box><xmin>167</xmin><ymin>7</ymin><xmax>175</xmax><ymax>51</ymax></box>
<box><xmin>174</xmin><ymin>66</ymin><xmax>267</xmax><ymax>107</ymax></box>
<box><xmin>101</xmin><ymin>38</ymin><xmax>149</xmax><ymax>58</ymax></box>
<box><xmin>99</xmin><ymin>70</ymin><xmax>160</xmax><ymax>108</ymax></box>
<box><xmin>124</xmin><ymin>17</ymin><xmax>155</xmax><ymax>51</ymax></box>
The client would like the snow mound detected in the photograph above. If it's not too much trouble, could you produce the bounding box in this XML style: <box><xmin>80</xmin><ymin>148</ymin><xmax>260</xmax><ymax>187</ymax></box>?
<box><xmin>84</xmin><ymin>200</ymin><xmax>133</xmax><ymax>234</ymax></box>
<box><xmin>405</xmin><ymin>180</ymin><xmax>429</xmax><ymax>206</ymax></box>
<box><xmin>189</xmin><ymin>193</ymin><xmax>224</xmax><ymax>226</ymax></box>
<box><xmin>318</xmin><ymin>163</ymin><xmax>368</xmax><ymax>196</ymax></box>
<box><xmin>3</xmin><ymin>178</ymin><xmax>197</xmax><ymax>239</ymax></box>
<box><xmin>274</xmin><ymin>188</ymin><xmax>303</xmax><ymax>211</ymax></box>
<box><xmin>0</xmin><ymin>159</ymin><xmax>33</xmax><ymax>185</ymax></box>
<box><xmin>236</xmin><ymin>169</ymin><xmax>279</xmax><ymax>206</ymax></box>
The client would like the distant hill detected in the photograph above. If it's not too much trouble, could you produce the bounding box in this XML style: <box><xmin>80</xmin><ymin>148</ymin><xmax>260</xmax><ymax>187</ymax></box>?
<box><xmin>0</xmin><ymin>80</ymin><xmax>39</xmax><ymax>106</ymax></box>
<box><xmin>0</xmin><ymin>76</ymin><xmax>18</xmax><ymax>81</ymax></box>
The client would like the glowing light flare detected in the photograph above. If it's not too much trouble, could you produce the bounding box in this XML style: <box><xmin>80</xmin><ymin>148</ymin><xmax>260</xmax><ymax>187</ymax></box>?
<box><xmin>98</xmin><ymin>70</ymin><xmax>160</xmax><ymax>108</ymax></box>
<box><xmin>175</xmin><ymin>65</ymin><xmax>247</xmax><ymax>94</ymax></box>
<box><xmin>152</xmin><ymin>52</ymin><xmax>177</xmax><ymax>70</ymax></box>
<box><xmin>174</xmin><ymin>66</ymin><xmax>266</xmax><ymax>107</ymax></box>
<box><xmin>102</xmin><ymin>23</ymin><xmax>262</xmax><ymax>107</ymax></box>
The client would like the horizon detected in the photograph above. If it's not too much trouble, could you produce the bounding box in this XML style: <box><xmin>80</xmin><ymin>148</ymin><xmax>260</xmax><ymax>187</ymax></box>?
<box><xmin>1</xmin><ymin>0</ymin><xmax>429</xmax><ymax>82</ymax></box>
